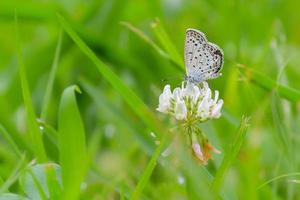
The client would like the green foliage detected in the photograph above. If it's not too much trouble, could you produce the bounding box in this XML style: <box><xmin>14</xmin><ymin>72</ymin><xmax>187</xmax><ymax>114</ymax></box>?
<box><xmin>58</xmin><ymin>85</ymin><xmax>87</xmax><ymax>200</ymax></box>
<box><xmin>19</xmin><ymin>163</ymin><xmax>62</xmax><ymax>200</ymax></box>
<box><xmin>0</xmin><ymin>0</ymin><xmax>300</xmax><ymax>199</ymax></box>
<box><xmin>14</xmin><ymin>11</ymin><xmax>47</xmax><ymax>162</ymax></box>
<box><xmin>212</xmin><ymin>116</ymin><xmax>250</xmax><ymax>193</ymax></box>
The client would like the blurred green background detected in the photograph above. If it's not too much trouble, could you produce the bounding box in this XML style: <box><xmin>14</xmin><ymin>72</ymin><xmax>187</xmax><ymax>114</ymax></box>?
<box><xmin>0</xmin><ymin>0</ymin><xmax>300</xmax><ymax>199</ymax></box>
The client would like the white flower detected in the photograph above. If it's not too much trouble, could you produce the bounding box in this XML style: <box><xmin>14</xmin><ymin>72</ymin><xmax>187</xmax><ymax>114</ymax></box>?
<box><xmin>156</xmin><ymin>85</ymin><xmax>172</xmax><ymax>113</ymax></box>
<box><xmin>156</xmin><ymin>81</ymin><xmax>223</xmax><ymax>122</ymax></box>
<box><xmin>174</xmin><ymin>100</ymin><xmax>187</xmax><ymax>120</ymax></box>
<box><xmin>182</xmin><ymin>82</ymin><xmax>200</xmax><ymax>103</ymax></box>
<box><xmin>211</xmin><ymin>99</ymin><xmax>223</xmax><ymax>118</ymax></box>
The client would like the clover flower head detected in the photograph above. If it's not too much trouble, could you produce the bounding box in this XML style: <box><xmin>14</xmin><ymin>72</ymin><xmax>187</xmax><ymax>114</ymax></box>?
<box><xmin>157</xmin><ymin>81</ymin><xmax>223</xmax><ymax>122</ymax></box>
<box><xmin>156</xmin><ymin>81</ymin><xmax>224</xmax><ymax>164</ymax></box>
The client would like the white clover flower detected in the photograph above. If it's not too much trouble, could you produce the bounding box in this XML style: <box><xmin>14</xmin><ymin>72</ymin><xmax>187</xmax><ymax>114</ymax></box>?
<box><xmin>156</xmin><ymin>81</ymin><xmax>223</xmax><ymax>164</ymax></box>
<box><xmin>156</xmin><ymin>81</ymin><xmax>223</xmax><ymax>122</ymax></box>
<box><xmin>174</xmin><ymin>100</ymin><xmax>187</xmax><ymax>120</ymax></box>
<box><xmin>157</xmin><ymin>85</ymin><xmax>173</xmax><ymax>113</ymax></box>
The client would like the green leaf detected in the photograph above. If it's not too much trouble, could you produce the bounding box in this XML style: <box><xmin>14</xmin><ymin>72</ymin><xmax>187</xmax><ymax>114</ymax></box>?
<box><xmin>19</xmin><ymin>163</ymin><xmax>62</xmax><ymax>200</ymax></box>
<box><xmin>0</xmin><ymin>193</ymin><xmax>30</xmax><ymax>200</ymax></box>
<box><xmin>40</xmin><ymin>29</ymin><xmax>63</xmax><ymax>122</ymax></box>
<box><xmin>57</xmin><ymin>14</ymin><xmax>166</xmax><ymax>139</ymax></box>
<box><xmin>58</xmin><ymin>85</ymin><xmax>87</xmax><ymax>200</ymax></box>
<box><xmin>211</xmin><ymin>116</ymin><xmax>250</xmax><ymax>193</ymax></box>
<box><xmin>14</xmin><ymin>10</ymin><xmax>47</xmax><ymax>162</ymax></box>
<box><xmin>240</xmin><ymin>65</ymin><xmax>300</xmax><ymax>102</ymax></box>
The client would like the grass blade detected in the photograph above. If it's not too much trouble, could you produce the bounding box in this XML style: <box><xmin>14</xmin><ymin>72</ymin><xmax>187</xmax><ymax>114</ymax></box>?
<box><xmin>0</xmin><ymin>154</ymin><xmax>26</xmax><ymax>194</ymax></box>
<box><xmin>239</xmin><ymin>65</ymin><xmax>300</xmax><ymax>102</ymax></box>
<box><xmin>15</xmin><ymin>11</ymin><xmax>47</xmax><ymax>162</ymax></box>
<box><xmin>130</xmin><ymin>138</ymin><xmax>167</xmax><ymax>200</ymax></box>
<box><xmin>0</xmin><ymin>124</ymin><xmax>22</xmax><ymax>158</ymax></box>
<box><xmin>257</xmin><ymin>172</ymin><xmax>300</xmax><ymax>190</ymax></box>
<box><xmin>80</xmin><ymin>78</ymin><xmax>154</xmax><ymax>154</ymax></box>
<box><xmin>40</xmin><ymin>29</ymin><xmax>63</xmax><ymax>121</ymax></box>
<box><xmin>151</xmin><ymin>18</ymin><xmax>184</xmax><ymax>69</ymax></box>
<box><xmin>120</xmin><ymin>21</ymin><xmax>169</xmax><ymax>59</ymax></box>
<box><xmin>45</xmin><ymin>164</ymin><xmax>63</xmax><ymax>200</ymax></box>
<box><xmin>58</xmin><ymin>85</ymin><xmax>87</xmax><ymax>200</ymax></box>
<box><xmin>211</xmin><ymin>116</ymin><xmax>250</xmax><ymax>193</ymax></box>
<box><xmin>57</xmin><ymin>14</ymin><xmax>166</xmax><ymax>138</ymax></box>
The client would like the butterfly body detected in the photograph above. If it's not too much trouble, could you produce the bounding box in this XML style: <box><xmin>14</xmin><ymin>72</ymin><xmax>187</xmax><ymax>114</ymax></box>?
<box><xmin>184</xmin><ymin>29</ymin><xmax>224</xmax><ymax>84</ymax></box>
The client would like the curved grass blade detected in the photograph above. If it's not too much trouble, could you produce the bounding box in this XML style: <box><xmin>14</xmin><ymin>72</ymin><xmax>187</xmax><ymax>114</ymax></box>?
<box><xmin>15</xmin><ymin>11</ymin><xmax>47</xmax><ymax>162</ymax></box>
<box><xmin>211</xmin><ymin>116</ymin><xmax>250</xmax><ymax>193</ymax></box>
<box><xmin>40</xmin><ymin>29</ymin><xmax>63</xmax><ymax>121</ymax></box>
<box><xmin>257</xmin><ymin>172</ymin><xmax>300</xmax><ymax>190</ymax></box>
<box><xmin>57</xmin><ymin>14</ymin><xmax>167</xmax><ymax>139</ymax></box>
<box><xmin>151</xmin><ymin>18</ymin><xmax>184</xmax><ymax>69</ymax></box>
<box><xmin>58</xmin><ymin>85</ymin><xmax>87</xmax><ymax>200</ymax></box>
<box><xmin>120</xmin><ymin>21</ymin><xmax>169</xmax><ymax>59</ymax></box>
<box><xmin>239</xmin><ymin>64</ymin><xmax>300</xmax><ymax>102</ymax></box>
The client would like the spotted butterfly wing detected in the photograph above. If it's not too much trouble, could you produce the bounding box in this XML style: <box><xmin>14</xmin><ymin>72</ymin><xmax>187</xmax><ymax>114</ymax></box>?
<box><xmin>184</xmin><ymin>28</ymin><xmax>224</xmax><ymax>83</ymax></box>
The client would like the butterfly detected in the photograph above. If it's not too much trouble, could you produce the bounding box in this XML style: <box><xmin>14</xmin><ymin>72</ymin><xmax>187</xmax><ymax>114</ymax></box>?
<box><xmin>184</xmin><ymin>28</ymin><xmax>224</xmax><ymax>84</ymax></box>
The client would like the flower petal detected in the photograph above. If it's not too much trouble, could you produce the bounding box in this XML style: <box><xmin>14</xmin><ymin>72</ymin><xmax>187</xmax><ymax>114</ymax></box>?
<box><xmin>174</xmin><ymin>100</ymin><xmax>187</xmax><ymax>120</ymax></box>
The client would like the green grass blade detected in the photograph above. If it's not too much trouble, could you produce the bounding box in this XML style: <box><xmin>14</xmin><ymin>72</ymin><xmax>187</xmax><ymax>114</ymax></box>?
<box><xmin>80</xmin><ymin>78</ymin><xmax>154</xmax><ymax>154</ymax></box>
<box><xmin>0</xmin><ymin>154</ymin><xmax>26</xmax><ymax>194</ymax></box>
<box><xmin>151</xmin><ymin>18</ymin><xmax>184</xmax><ymax>69</ymax></box>
<box><xmin>0</xmin><ymin>124</ymin><xmax>22</xmax><ymax>158</ymax></box>
<box><xmin>211</xmin><ymin>116</ymin><xmax>250</xmax><ymax>193</ymax></box>
<box><xmin>45</xmin><ymin>164</ymin><xmax>62</xmax><ymax>200</ymax></box>
<box><xmin>58</xmin><ymin>85</ymin><xmax>87</xmax><ymax>200</ymax></box>
<box><xmin>20</xmin><ymin>164</ymin><xmax>62</xmax><ymax>200</ymax></box>
<box><xmin>120</xmin><ymin>21</ymin><xmax>169</xmax><ymax>59</ymax></box>
<box><xmin>239</xmin><ymin>65</ymin><xmax>300</xmax><ymax>102</ymax></box>
<box><xmin>15</xmin><ymin>11</ymin><xmax>47</xmax><ymax>162</ymax></box>
<box><xmin>257</xmin><ymin>172</ymin><xmax>300</xmax><ymax>190</ymax></box>
<box><xmin>57</xmin><ymin>14</ymin><xmax>166</xmax><ymax>138</ymax></box>
<box><xmin>40</xmin><ymin>29</ymin><xmax>63</xmax><ymax>121</ymax></box>
<box><xmin>130</xmin><ymin>137</ymin><xmax>167</xmax><ymax>200</ymax></box>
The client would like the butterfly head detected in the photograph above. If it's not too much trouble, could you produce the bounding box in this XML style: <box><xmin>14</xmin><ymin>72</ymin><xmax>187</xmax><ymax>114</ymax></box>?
<box><xmin>184</xmin><ymin>74</ymin><xmax>204</xmax><ymax>84</ymax></box>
